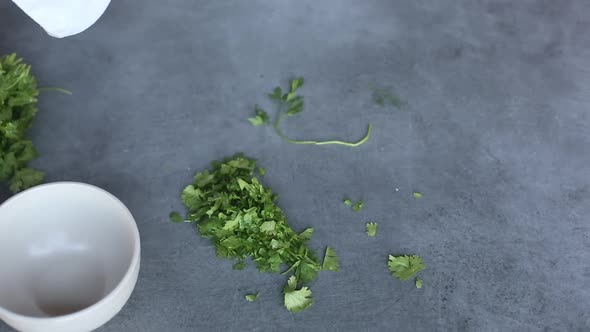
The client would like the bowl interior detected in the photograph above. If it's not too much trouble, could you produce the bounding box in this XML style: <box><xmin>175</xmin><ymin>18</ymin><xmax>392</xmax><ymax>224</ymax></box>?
<box><xmin>0</xmin><ymin>183</ymin><xmax>137</xmax><ymax>318</ymax></box>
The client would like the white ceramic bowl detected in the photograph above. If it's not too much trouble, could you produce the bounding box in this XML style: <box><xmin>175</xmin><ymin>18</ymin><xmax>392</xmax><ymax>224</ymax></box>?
<box><xmin>0</xmin><ymin>182</ymin><xmax>141</xmax><ymax>332</ymax></box>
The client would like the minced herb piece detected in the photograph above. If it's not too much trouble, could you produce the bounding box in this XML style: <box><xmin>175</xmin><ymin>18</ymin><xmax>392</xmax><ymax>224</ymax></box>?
<box><xmin>245</xmin><ymin>293</ymin><xmax>259</xmax><ymax>302</ymax></box>
<box><xmin>169</xmin><ymin>211</ymin><xmax>183</xmax><ymax>223</ymax></box>
<box><xmin>352</xmin><ymin>200</ymin><xmax>364</xmax><ymax>212</ymax></box>
<box><xmin>413</xmin><ymin>192</ymin><xmax>423</xmax><ymax>199</ymax></box>
<box><xmin>173</xmin><ymin>154</ymin><xmax>323</xmax><ymax>312</ymax></box>
<box><xmin>322</xmin><ymin>246</ymin><xmax>339</xmax><ymax>271</ymax></box>
<box><xmin>343</xmin><ymin>198</ymin><xmax>352</xmax><ymax>206</ymax></box>
<box><xmin>415</xmin><ymin>277</ymin><xmax>423</xmax><ymax>289</ymax></box>
<box><xmin>388</xmin><ymin>255</ymin><xmax>425</xmax><ymax>281</ymax></box>
<box><xmin>366</xmin><ymin>222</ymin><xmax>378</xmax><ymax>237</ymax></box>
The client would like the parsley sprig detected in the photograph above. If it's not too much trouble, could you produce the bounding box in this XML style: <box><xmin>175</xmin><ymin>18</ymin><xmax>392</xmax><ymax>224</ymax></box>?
<box><xmin>251</xmin><ymin>77</ymin><xmax>372</xmax><ymax>147</ymax></box>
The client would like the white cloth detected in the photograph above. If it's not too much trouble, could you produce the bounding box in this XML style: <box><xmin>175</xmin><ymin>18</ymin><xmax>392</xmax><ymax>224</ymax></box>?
<box><xmin>11</xmin><ymin>0</ymin><xmax>111</xmax><ymax>38</ymax></box>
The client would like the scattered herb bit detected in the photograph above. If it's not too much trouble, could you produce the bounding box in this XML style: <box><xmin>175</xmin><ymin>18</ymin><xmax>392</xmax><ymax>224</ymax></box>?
<box><xmin>233</xmin><ymin>261</ymin><xmax>246</xmax><ymax>270</ymax></box>
<box><xmin>322</xmin><ymin>246</ymin><xmax>340</xmax><ymax>271</ymax></box>
<box><xmin>169</xmin><ymin>211</ymin><xmax>183</xmax><ymax>223</ymax></box>
<box><xmin>366</xmin><ymin>222</ymin><xmax>378</xmax><ymax>237</ymax></box>
<box><xmin>413</xmin><ymin>192</ymin><xmax>423</xmax><ymax>199</ymax></box>
<box><xmin>245</xmin><ymin>293</ymin><xmax>259</xmax><ymax>302</ymax></box>
<box><xmin>173</xmin><ymin>154</ymin><xmax>324</xmax><ymax>312</ymax></box>
<box><xmin>415</xmin><ymin>277</ymin><xmax>423</xmax><ymax>289</ymax></box>
<box><xmin>257</xmin><ymin>167</ymin><xmax>266</xmax><ymax>176</ymax></box>
<box><xmin>283</xmin><ymin>275</ymin><xmax>314</xmax><ymax>313</ymax></box>
<box><xmin>255</xmin><ymin>76</ymin><xmax>372</xmax><ymax>147</ymax></box>
<box><xmin>388</xmin><ymin>255</ymin><xmax>425</xmax><ymax>281</ymax></box>
<box><xmin>343</xmin><ymin>198</ymin><xmax>352</xmax><ymax>206</ymax></box>
<box><xmin>369</xmin><ymin>84</ymin><xmax>403</xmax><ymax>109</ymax></box>
<box><xmin>248</xmin><ymin>105</ymin><xmax>270</xmax><ymax>126</ymax></box>
<box><xmin>352</xmin><ymin>200</ymin><xmax>364</xmax><ymax>212</ymax></box>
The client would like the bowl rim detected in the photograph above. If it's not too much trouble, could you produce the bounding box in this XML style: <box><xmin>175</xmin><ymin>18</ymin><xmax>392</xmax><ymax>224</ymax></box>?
<box><xmin>0</xmin><ymin>181</ymin><xmax>141</xmax><ymax>322</ymax></box>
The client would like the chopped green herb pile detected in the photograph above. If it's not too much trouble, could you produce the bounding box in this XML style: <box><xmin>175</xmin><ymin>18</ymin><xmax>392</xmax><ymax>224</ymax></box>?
<box><xmin>245</xmin><ymin>293</ymin><xmax>259</xmax><ymax>302</ymax></box>
<box><xmin>0</xmin><ymin>54</ymin><xmax>44</xmax><ymax>193</ymax></box>
<box><xmin>173</xmin><ymin>154</ymin><xmax>329</xmax><ymax>312</ymax></box>
<box><xmin>283</xmin><ymin>275</ymin><xmax>314</xmax><ymax>313</ymax></box>
<box><xmin>388</xmin><ymin>255</ymin><xmax>425</xmax><ymax>281</ymax></box>
<box><xmin>251</xmin><ymin>77</ymin><xmax>372</xmax><ymax>147</ymax></box>
<box><xmin>415</xmin><ymin>277</ymin><xmax>423</xmax><ymax>289</ymax></box>
<box><xmin>366</xmin><ymin>222</ymin><xmax>378</xmax><ymax>237</ymax></box>
<box><xmin>322</xmin><ymin>246</ymin><xmax>340</xmax><ymax>271</ymax></box>
<box><xmin>369</xmin><ymin>84</ymin><xmax>403</xmax><ymax>109</ymax></box>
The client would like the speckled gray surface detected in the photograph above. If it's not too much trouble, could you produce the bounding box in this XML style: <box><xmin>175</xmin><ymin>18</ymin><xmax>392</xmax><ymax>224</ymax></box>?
<box><xmin>1</xmin><ymin>1</ymin><xmax>590</xmax><ymax>331</ymax></box>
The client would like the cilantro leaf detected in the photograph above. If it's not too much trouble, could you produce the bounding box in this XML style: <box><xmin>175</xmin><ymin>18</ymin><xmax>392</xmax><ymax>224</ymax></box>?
<box><xmin>415</xmin><ymin>277</ymin><xmax>423</xmax><ymax>289</ymax></box>
<box><xmin>283</xmin><ymin>276</ymin><xmax>314</xmax><ymax>313</ymax></box>
<box><xmin>388</xmin><ymin>255</ymin><xmax>425</xmax><ymax>281</ymax></box>
<box><xmin>245</xmin><ymin>293</ymin><xmax>259</xmax><ymax>302</ymax></box>
<box><xmin>322</xmin><ymin>246</ymin><xmax>339</xmax><ymax>271</ymax></box>
<box><xmin>366</xmin><ymin>222</ymin><xmax>378</xmax><ymax>237</ymax></box>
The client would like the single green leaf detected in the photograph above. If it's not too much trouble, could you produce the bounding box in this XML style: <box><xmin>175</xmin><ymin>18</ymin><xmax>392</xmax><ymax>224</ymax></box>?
<box><xmin>248</xmin><ymin>105</ymin><xmax>269</xmax><ymax>126</ymax></box>
<box><xmin>169</xmin><ymin>211</ymin><xmax>184</xmax><ymax>223</ymax></box>
<box><xmin>388</xmin><ymin>255</ymin><xmax>425</xmax><ymax>281</ymax></box>
<box><xmin>290</xmin><ymin>77</ymin><xmax>304</xmax><ymax>92</ymax></box>
<box><xmin>245</xmin><ymin>293</ymin><xmax>259</xmax><ymax>302</ymax></box>
<box><xmin>283</xmin><ymin>276</ymin><xmax>313</xmax><ymax>313</ymax></box>
<box><xmin>322</xmin><ymin>246</ymin><xmax>339</xmax><ymax>271</ymax></box>
<box><xmin>366</xmin><ymin>222</ymin><xmax>378</xmax><ymax>237</ymax></box>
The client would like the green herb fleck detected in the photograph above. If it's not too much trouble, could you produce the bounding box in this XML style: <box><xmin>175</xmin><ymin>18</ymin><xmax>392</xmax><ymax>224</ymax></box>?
<box><xmin>283</xmin><ymin>276</ymin><xmax>314</xmax><ymax>313</ymax></box>
<box><xmin>245</xmin><ymin>293</ymin><xmax>259</xmax><ymax>302</ymax></box>
<box><xmin>388</xmin><ymin>255</ymin><xmax>425</xmax><ymax>281</ymax></box>
<box><xmin>343</xmin><ymin>198</ymin><xmax>352</xmax><ymax>206</ymax></box>
<box><xmin>233</xmin><ymin>261</ymin><xmax>246</xmax><ymax>270</ymax></box>
<box><xmin>415</xmin><ymin>277</ymin><xmax>423</xmax><ymax>289</ymax></box>
<box><xmin>413</xmin><ymin>192</ymin><xmax>423</xmax><ymax>199</ymax></box>
<box><xmin>322</xmin><ymin>246</ymin><xmax>339</xmax><ymax>271</ymax></box>
<box><xmin>370</xmin><ymin>84</ymin><xmax>403</xmax><ymax>109</ymax></box>
<box><xmin>352</xmin><ymin>200</ymin><xmax>364</xmax><ymax>212</ymax></box>
<box><xmin>169</xmin><ymin>211</ymin><xmax>183</xmax><ymax>223</ymax></box>
<box><xmin>366</xmin><ymin>222</ymin><xmax>378</xmax><ymax>237</ymax></box>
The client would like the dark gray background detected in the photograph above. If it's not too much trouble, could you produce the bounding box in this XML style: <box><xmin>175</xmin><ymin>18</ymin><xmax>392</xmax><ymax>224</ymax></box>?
<box><xmin>1</xmin><ymin>1</ymin><xmax>589</xmax><ymax>331</ymax></box>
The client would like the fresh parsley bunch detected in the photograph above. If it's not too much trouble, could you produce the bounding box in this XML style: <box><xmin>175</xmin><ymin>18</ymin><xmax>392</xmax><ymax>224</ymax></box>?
<box><xmin>0</xmin><ymin>54</ymin><xmax>44</xmax><ymax>193</ymax></box>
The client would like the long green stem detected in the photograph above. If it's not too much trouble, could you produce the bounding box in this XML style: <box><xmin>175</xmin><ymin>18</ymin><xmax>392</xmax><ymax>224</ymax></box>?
<box><xmin>273</xmin><ymin>111</ymin><xmax>372</xmax><ymax>147</ymax></box>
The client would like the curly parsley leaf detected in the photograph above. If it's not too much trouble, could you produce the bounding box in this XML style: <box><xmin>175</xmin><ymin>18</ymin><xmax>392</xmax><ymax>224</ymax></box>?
<box><xmin>388</xmin><ymin>255</ymin><xmax>425</xmax><ymax>281</ymax></box>
<box><xmin>283</xmin><ymin>276</ymin><xmax>314</xmax><ymax>313</ymax></box>
<box><xmin>366</xmin><ymin>222</ymin><xmax>378</xmax><ymax>237</ymax></box>
<box><xmin>322</xmin><ymin>246</ymin><xmax>339</xmax><ymax>272</ymax></box>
